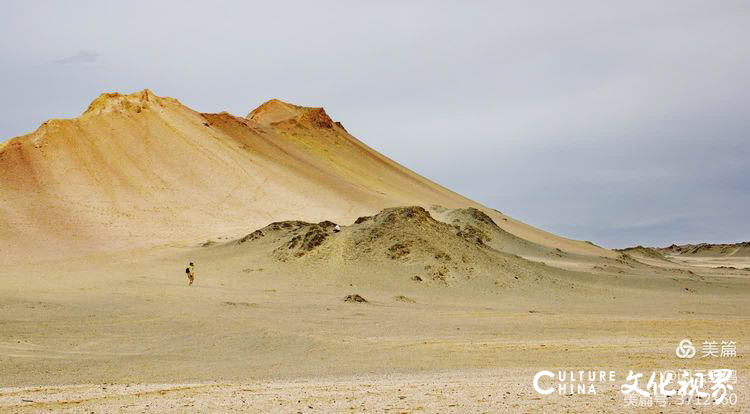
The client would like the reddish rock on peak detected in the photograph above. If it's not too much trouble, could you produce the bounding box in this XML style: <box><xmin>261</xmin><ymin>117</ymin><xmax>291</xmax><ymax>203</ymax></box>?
<box><xmin>247</xmin><ymin>99</ymin><xmax>335</xmax><ymax>129</ymax></box>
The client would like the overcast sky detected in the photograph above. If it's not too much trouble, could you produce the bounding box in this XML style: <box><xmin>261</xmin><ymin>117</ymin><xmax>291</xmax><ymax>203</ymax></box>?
<box><xmin>1</xmin><ymin>1</ymin><xmax>748</xmax><ymax>248</ymax></box>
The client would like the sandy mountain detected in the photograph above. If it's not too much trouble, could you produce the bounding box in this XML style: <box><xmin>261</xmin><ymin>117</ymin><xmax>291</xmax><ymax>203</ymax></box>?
<box><xmin>0</xmin><ymin>89</ymin><xmax>610</xmax><ymax>260</ymax></box>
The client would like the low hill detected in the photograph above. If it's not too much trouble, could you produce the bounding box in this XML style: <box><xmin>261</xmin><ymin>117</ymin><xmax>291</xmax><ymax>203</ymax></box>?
<box><xmin>225</xmin><ymin>206</ymin><xmax>568</xmax><ymax>286</ymax></box>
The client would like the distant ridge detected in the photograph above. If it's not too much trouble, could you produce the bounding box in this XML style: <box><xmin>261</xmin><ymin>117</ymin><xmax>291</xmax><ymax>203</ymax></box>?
<box><xmin>655</xmin><ymin>242</ymin><xmax>750</xmax><ymax>257</ymax></box>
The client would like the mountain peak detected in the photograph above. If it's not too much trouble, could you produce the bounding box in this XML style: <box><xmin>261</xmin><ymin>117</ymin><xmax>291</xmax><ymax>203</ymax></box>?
<box><xmin>247</xmin><ymin>99</ymin><xmax>335</xmax><ymax>129</ymax></box>
<box><xmin>247</xmin><ymin>99</ymin><xmax>301</xmax><ymax>124</ymax></box>
<box><xmin>83</xmin><ymin>89</ymin><xmax>178</xmax><ymax>117</ymax></box>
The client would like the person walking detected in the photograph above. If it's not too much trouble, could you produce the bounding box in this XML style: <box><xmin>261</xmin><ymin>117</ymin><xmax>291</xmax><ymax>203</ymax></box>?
<box><xmin>186</xmin><ymin>262</ymin><xmax>195</xmax><ymax>286</ymax></box>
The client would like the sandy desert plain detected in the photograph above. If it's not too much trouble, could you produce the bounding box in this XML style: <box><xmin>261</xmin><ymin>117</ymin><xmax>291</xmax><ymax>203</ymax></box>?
<box><xmin>0</xmin><ymin>90</ymin><xmax>748</xmax><ymax>412</ymax></box>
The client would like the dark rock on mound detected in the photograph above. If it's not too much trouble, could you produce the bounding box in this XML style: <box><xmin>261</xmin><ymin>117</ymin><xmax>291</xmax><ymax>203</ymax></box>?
<box><xmin>237</xmin><ymin>221</ymin><xmax>308</xmax><ymax>244</ymax></box>
<box><xmin>343</xmin><ymin>294</ymin><xmax>368</xmax><ymax>303</ymax></box>
<box><xmin>387</xmin><ymin>242</ymin><xmax>411</xmax><ymax>260</ymax></box>
<box><xmin>286</xmin><ymin>226</ymin><xmax>328</xmax><ymax>255</ymax></box>
<box><xmin>446</xmin><ymin>207</ymin><xmax>501</xmax><ymax>245</ymax></box>
<box><xmin>458</xmin><ymin>207</ymin><xmax>498</xmax><ymax>227</ymax></box>
<box><xmin>236</xmin><ymin>220</ymin><xmax>337</xmax><ymax>261</ymax></box>
<box><xmin>238</xmin><ymin>220</ymin><xmax>337</xmax><ymax>244</ymax></box>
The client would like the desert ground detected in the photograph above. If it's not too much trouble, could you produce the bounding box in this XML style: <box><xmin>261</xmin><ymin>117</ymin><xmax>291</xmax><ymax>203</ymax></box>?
<box><xmin>1</xmin><ymin>217</ymin><xmax>748</xmax><ymax>412</ymax></box>
<box><xmin>1</xmin><ymin>91</ymin><xmax>748</xmax><ymax>412</ymax></box>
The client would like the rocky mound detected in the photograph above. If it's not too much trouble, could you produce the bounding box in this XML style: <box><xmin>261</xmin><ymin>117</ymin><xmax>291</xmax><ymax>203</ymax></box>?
<box><xmin>442</xmin><ymin>207</ymin><xmax>562</xmax><ymax>258</ymax></box>
<box><xmin>236</xmin><ymin>220</ymin><xmax>336</xmax><ymax>262</ymax></box>
<box><xmin>344</xmin><ymin>206</ymin><xmax>498</xmax><ymax>282</ymax></box>
<box><xmin>231</xmin><ymin>206</ymin><xmax>552</xmax><ymax>285</ymax></box>
<box><xmin>444</xmin><ymin>207</ymin><xmax>498</xmax><ymax>245</ymax></box>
